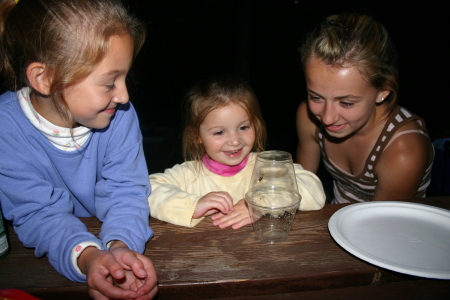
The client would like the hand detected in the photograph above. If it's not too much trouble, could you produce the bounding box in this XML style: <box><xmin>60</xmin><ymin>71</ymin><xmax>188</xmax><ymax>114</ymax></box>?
<box><xmin>210</xmin><ymin>199</ymin><xmax>251</xmax><ymax>229</ymax></box>
<box><xmin>193</xmin><ymin>191</ymin><xmax>234</xmax><ymax>218</ymax></box>
<box><xmin>109</xmin><ymin>241</ymin><xmax>158</xmax><ymax>300</ymax></box>
<box><xmin>78</xmin><ymin>243</ymin><xmax>158</xmax><ymax>300</ymax></box>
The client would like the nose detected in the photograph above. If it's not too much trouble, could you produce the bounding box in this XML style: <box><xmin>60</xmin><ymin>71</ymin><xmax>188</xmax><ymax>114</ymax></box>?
<box><xmin>113</xmin><ymin>83</ymin><xmax>129</xmax><ymax>104</ymax></box>
<box><xmin>321</xmin><ymin>102</ymin><xmax>339</xmax><ymax>125</ymax></box>
<box><xmin>228</xmin><ymin>132</ymin><xmax>242</xmax><ymax>146</ymax></box>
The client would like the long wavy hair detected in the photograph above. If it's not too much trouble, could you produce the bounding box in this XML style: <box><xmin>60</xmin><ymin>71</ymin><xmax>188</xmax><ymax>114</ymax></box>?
<box><xmin>0</xmin><ymin>0</ymin><xmax>146</xmax><ymax>127</ymax></box>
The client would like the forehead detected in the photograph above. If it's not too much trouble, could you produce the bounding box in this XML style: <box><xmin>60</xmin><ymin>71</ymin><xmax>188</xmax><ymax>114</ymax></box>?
<box><xmin>305</xmin><ymin>58</ymin><xmax>371</xmax><ymax>93</ymax></box>
<box><xmin>93</xmin><ymin>34</ymin><xmax>134</xmax><ymax>75</ymax></box>
<box><xmin>202</xmin><ymin>103</ymin><xmax>248</xmax><ymax>125</ymax></box>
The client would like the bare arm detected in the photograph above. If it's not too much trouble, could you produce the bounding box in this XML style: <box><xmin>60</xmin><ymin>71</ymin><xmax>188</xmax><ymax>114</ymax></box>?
<box><xmin>373</xmin><ymin>129</ymin><xmax>432</xmax><ymax>201</ymax></box>
<box><xmin>296</xmin><ymin>101</ymin><xmax>321</xmax><ymax>173</ymax></box>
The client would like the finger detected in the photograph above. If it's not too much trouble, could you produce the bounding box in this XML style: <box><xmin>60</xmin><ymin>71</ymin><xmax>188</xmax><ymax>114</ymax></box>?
<box><xmin>214</xmin><ymin>211</ymin><xmax>245</xmax><ymax>228</ymax></box>
<box><xmin>196</xmin><ymin>200</ymin><xmax>229</xmax><ymax>218</ymax></box>
<box><xmin>119</xmin><ymin>253</ymin><xmax>148</xmax><ymax>279</ymax></box>
<box><xmin>135</xmin><ymin>260</ymin><xmax>158</xmax><ymax>299</ymax></box>
<box><xmin>231</xmin><ymin>217</ymin><xmax>252</xmax><ymax>229</ymax></box>
<box><xmin>88</xmin><ymin>274</ymin><xmax>137</xmax><ymax>300</ymax></box>
<box><xmin>208</xmin><ymin>192</ymin><xmax>234</xmax><ymax>212</ymax></box>
<box><xmin>135</xmin><ymin>283</ymin><xmax>159</xmax><ymax>300</ymax></box>
<box><xmin>204</xmin><ymin>209</ymin><xmax>220</xmax><ymax>216</ymax></box>
<box><xmin>134</xmin><ymin>277</ymin><xmax>158</xmax><ymax>299</ymax></box>
<box><xmin>210</xmin><ymin>212</ymin><xmax>225</xmax><ymax>220</ymax></box>
<box><xmin>213</xmin><ymin>214</ymin><xmax>234</xmax><ymax>227</ymax></box>
<box><xmin>106</xmin><ymin>259</ymin><xmax>126</xmax><ymax>281</ymax></box>
<box><xmin>217</xmin><ymin>192</ymin><xmax>235</xmax><ymax>211</ymax></box>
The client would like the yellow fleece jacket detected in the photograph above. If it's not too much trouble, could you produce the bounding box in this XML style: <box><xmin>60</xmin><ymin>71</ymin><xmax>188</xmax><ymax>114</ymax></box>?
<box><xmin>148</xmin><ymin>153</ymin><xmax>326</xmax><ymax>227</ymax></box>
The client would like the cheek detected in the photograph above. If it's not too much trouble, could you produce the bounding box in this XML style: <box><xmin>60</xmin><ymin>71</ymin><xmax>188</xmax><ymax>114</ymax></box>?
<box><xmin>201</xmin><ymin>138</ymin><xmax>220</xmax><ymax>152</ymax></box>
<box><xmin>248</xmin><ymin>131</ymin><xmax>256</xmax><ymax>144</ymax></box>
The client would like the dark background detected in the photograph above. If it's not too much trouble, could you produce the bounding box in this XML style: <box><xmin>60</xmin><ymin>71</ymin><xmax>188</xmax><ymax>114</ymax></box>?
<box><xmin>125</xmin><ymin>0</ymin><xmax>447</xmax><ymax>174</ymax></box>
<box><xmin>2</xmin><ymin>1</ymin><xmax>446</xmax><ymax>176</ymax></box>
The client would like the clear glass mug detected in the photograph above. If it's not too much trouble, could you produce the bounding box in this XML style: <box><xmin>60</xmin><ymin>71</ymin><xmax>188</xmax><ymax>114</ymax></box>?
<box><xmin>245</xmin><ymin>150</ymin><xmax>301</xmax><ymax>243</ymax></box>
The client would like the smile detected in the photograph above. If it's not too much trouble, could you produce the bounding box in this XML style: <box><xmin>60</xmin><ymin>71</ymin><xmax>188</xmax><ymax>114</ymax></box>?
<box><xmin>326</xmin><ymin>124</ymin><xmax>346</xmax><ymax>132</ymax></box>
<box><xmin>102</xmin><ymin>108</ymin><xmax>116</xmax><ymax>115</ymax></box>
<box><xmin>223</xmin><ymin>149</ymin><xmax>242</xmax><ymax>157</ymax></box>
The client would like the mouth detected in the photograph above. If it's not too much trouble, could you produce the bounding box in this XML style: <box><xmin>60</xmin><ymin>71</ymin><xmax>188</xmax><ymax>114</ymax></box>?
<box><xmin>326</xmin><ymin>124</ymin><xmax>346</xmax><ymax>132</ymax></box>
<box><xmin>101</xmin><ymin>108</ymin><xmax>116</xmax><ymax>115</ymax></box>
<box><xmin>223</xmin><ymin>149</ymin><xmax>243</xmax><ymax>157</ymax></box>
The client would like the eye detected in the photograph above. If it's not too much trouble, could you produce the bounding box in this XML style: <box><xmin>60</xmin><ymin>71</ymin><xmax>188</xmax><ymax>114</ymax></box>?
<box><xmin>213</xmin><ymin>130</ymin><xmax>223</xmax><ymax>136</ymax></box>
<box><xmin>340</xmin><ymin>101</ymin><xmax>354</xmax><ymax>108</ymax></box>
<box><xmin>240</xmin><ymin>125</ymin><xmax>250</xmax><ymax>131</ymax></box>
<box><xmin>106</xmin><ymin>84</ymin><xmax>115</xmax><ymax>92</ymax></box>
<box><xmin>308</xmin><ymin>94</ymin><xmax>321</xmax><ymax>102</ymax></box>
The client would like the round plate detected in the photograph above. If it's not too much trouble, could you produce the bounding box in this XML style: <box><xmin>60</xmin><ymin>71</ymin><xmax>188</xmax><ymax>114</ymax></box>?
<box><xmin>328</xmin><ymin>201</ymin><xmax>450</xmax><ymax>279</ymax></box>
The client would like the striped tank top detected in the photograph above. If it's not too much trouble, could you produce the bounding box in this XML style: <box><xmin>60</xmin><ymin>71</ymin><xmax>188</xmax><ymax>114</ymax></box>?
<box><xmin>317</xmin><ymin>106</ymin><xmax>434</xmax><ymax>204</ymax></box>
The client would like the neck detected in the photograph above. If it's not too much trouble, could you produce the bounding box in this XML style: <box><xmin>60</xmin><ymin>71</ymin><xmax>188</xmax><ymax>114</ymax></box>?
<box><xmin>202</xmin><ymin>155</ymin><xmax>250</xmax><ymax>177</ymax></box>
<box><xmin>357</xmin><ymin>103</ymin><xmax>391</xmax><ymax>138</ymax></box>
<box><xmin>31</xmin><ymin>92</ymin><xmax>70</xmax><ymax>128</ymax></box>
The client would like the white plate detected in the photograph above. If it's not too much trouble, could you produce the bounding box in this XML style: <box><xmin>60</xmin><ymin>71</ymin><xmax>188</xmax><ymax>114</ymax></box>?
<box><xmin>328</xmin><ymin>201</ymin><xmax>450</xmax><ymax>279</ymax></box>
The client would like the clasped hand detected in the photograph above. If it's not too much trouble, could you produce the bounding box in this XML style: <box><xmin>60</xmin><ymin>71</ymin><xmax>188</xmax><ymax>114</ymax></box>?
<box><xmin>193</xmin><ymin>191</ymin><xmax>252</xmax><ymax>229</ymax></box>
<box><xmin>78</xmin><ymin>241</ymin><xmax>158</xmax><ymax>300</ymax></box>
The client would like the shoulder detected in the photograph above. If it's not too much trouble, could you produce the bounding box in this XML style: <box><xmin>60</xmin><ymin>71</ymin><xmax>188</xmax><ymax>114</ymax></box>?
<box><xmin>0</xmin><ymin>91</ymin><xmax>29</xmax><ymax>138</ymax></box>
<box><xmin>150</xmin><ymin>160</ymin><xmax>199</xmax><ymax>179</ymax></box>
<box><xmin>0</xmin><ymin>91</ymin><xmax>18</xmax><ymax>117</ymax></box>
<box><xmin>376</xmin><ymin>126</ymin><xmax>432</xmax><ymax>177</ymax></box>
<box><xmin>296</xmin><ymin>101</ymin><xmax>309</xmax><ymax>122</ymax></box>
<box><xmin>296</xmin><ymin>101</ymin><xmax>318</xmax><ymax>138</ymax></box>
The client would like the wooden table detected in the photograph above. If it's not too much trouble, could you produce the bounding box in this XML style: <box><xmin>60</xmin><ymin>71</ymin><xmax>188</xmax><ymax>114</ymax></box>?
<box><xmin>1</xmin><ymin>197</ymin><xmax>450</xmax><ymax>299</ymax></box>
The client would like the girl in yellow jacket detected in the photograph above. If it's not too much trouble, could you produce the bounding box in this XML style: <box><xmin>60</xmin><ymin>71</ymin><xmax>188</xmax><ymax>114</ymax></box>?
<box><xmin>148</xmin><ymin>74</ymin><xmax>326</xmax><ymax>228</ymax></box>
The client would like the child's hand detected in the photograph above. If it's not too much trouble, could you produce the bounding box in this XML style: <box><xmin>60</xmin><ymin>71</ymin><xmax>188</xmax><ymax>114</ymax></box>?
<box><xmin>210</xmin><ymin>199</ymin><xmax>251</xmax><ymax>229</ymax></box>
<box><xmin>108</xmin><ymin>241</ymin><xmax>158</xmax><ymax>300</ymax></box>
<box><xmin>193</xmin><ymin>191</ymin><xmax>234</xmax><ymax>218</ymax></box>
<box><xmin>78</xmin><ymin>243</ymin><xmax>158</xmax><ymax>300</ymax></box>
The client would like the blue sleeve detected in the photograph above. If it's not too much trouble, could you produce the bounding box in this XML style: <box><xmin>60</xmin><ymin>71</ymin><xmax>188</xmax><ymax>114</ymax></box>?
<box><xmin>94</xmin><ymin>102</ymin><xmax>153</xmax><ymax>253</ymax></box>
<box><xmin>0</xmin><ymin>128</ymin><xmax>102</xmax><ymax>282</ymax></box>
<box><xmin>0</xmin><ymin>95</ymin><xmax>152</xmax><ymax>282</ymax></box>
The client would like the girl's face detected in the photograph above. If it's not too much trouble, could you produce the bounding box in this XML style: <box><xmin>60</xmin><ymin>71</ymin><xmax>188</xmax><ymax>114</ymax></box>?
<box><xmin>305</xmin><ymin>58</ymin><xmax>389</xmax><ymax>138</ymax></box>
<box><xmin>199</xmin><ymin>102</ymin><xmax>255</xmax><ymax>166</ymax></box>
<box><xmin>63</xmin><ymin>34</ymin><xmax>134</xmax><ymax>129</ymax></box>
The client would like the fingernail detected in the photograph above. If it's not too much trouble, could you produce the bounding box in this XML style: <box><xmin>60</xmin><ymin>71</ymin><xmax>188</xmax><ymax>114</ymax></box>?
<box><xmin>115</xmin><ymin>270</ymin><xmax>124</xmax><ymax>278</ymax></box>
<box><xmin>138</xmin><ymin>269</ymin><xmax>147</xmax><ymax>277</ymax></box>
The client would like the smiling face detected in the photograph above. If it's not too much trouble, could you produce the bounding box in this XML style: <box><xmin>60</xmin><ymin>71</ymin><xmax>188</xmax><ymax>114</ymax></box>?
<box><xmin>305</xmin><ymin>57</ymin><xmax>389</xmax><ymax>138</ymax></box>
<box><xmin>199</xmin><ymin>102</ymin><xmax>255</xmax><ymax>166</ymax></box>
<box><xmin>61</xmin><ymin>34</ymin><xmax>134</xmax><ymax>129</ymax></box>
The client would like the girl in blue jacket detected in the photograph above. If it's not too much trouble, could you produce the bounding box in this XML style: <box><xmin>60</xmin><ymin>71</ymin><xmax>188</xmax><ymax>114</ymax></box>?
<box><xmin>0</xmin><ymin>0</ymin><xmax>157</xmax><ymax>299</ymax></box>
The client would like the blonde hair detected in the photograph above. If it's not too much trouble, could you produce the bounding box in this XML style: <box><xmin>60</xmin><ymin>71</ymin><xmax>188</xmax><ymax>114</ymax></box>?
<box><xmin>0</xmin><ymin>0</ymin><xmax>146</xmax><ymax>127</ymax></box>
<box><xmin>300</xmin><ymin>11</ymin><xmax>399</xmax><ymax>111</ymax></box>
<box><xmin>182</xmin><ymin>74</ymin><xmax>267</xmax><ymax>163</ymax></box>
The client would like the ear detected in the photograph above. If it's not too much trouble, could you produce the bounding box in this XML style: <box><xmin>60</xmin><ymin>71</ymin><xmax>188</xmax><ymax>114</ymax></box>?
<box><xmin>376</xmin><ymin>90</ymin><xmax>391</xmax><ymax>104</ymax></box>
<box><xmin>26</xmin><ymin>62</ymin><xmax>52</xmax><ymax>95</ymax></box>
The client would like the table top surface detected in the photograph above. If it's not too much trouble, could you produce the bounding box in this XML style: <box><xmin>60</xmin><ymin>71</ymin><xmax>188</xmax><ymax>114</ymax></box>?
<box><xmin>1</xmin><ymin>197</ymin><xmax>450</xmax><ymax>299</ymax></box>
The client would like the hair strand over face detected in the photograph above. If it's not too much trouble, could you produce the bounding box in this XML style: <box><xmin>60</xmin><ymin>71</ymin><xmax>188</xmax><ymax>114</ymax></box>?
<box><xmin>0</xmin><ymin>0</ymin><xmax>146</xmax><ymax>127</ymax></box>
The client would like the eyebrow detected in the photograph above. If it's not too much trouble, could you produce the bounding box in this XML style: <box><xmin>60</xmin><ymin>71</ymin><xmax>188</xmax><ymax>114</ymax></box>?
<box><xmin>307</xmin><ymin>89</ymin><xmax>361</xmax><ymax>100</ymax></box>
<box><xmin>99</xmin><ymin>70</ymin><xmax>126</xmax><ymax>78</ymax></box>
<box><xmin>336</xmin><ymin>95</ymin><xmax>360</xmax><ymax>100</ymax></box>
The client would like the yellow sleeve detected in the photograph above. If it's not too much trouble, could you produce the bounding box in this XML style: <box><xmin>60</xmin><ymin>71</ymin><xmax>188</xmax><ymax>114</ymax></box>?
<box><xmin>294</xmin><ymin>163</ymin><xmax>326</xmax><ymax>210</ymax></box>
<box><xmin>148</xmin><ymin>162</ymin><xmax>204</xmax><ymax>227</ymax></box>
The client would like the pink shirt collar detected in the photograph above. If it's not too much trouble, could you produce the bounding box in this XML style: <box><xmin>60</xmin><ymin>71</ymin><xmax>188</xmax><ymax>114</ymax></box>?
<box><xmin>202</xmin><ymin>154</ymin><xmax>249</xmax><ymax>177</ymax></box>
